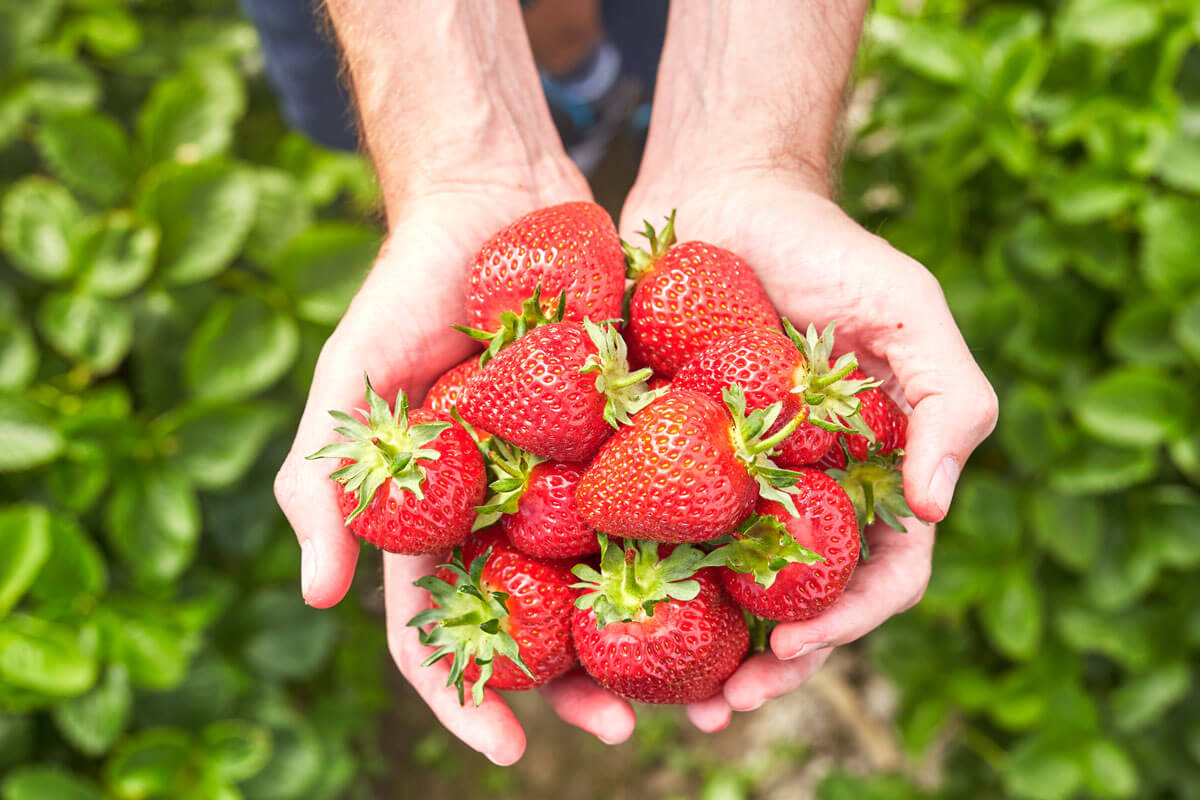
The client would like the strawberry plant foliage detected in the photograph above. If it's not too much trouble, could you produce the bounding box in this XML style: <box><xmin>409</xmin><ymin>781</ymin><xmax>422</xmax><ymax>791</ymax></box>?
<box><xmin>0</xmin><ymin>1</ymin><xmax>386</xmax><ymax>797</ymax></box>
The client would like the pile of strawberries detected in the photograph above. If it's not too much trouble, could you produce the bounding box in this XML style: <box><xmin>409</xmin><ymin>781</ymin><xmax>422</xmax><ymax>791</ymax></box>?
<box><xmin>311</xmin><ymin>202</ymin><xmax>912</xmax><ymax>707</ymax></box>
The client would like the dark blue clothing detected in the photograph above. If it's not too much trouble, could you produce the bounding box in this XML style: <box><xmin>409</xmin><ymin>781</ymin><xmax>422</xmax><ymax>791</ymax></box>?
<box><xmin>239</xmin><ymin>0</ymin><xmax>667</xmax><ymax>152</ymax></box>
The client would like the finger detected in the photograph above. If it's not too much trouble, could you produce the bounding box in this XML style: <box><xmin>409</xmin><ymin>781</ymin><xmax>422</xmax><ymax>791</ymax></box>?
<box><xmin>385</xmin><ymin>553</ymin><xmax>527</xmax><ymax>765</ymax></box>
<box><xmin>540</xmin><ymin>669</ymin><xmax>636</xmax><ymax>745</ymax></box>
<box><xmin>686</xmin><ymin>694</ymin><xmax>733</xmax><ymax>732</ymax></box>
<box><xmin>275</xmin><ymin>333</ymin><xmax>373</xmax><ymax>608</ymax></box>
<box><xmin>722</xmin><ymin>647</ymin><xmax>834</xmax><ymax>711</ymax></box>
<box><xmin>876</xmin><ymin>269</ymin><xmax>998</xmax><ymax>522</ymax></box>
<box><xmin>771</xmin><ymin>519</ymin><xmax>934</xmax><ymax>661</ymax></box>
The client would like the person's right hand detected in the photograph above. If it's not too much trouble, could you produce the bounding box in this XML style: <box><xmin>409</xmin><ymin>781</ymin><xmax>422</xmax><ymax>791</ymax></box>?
<box><xmin>273</xmin><ymin>167</ymin><xmax>637</xmax><ymax>765</ymax></box>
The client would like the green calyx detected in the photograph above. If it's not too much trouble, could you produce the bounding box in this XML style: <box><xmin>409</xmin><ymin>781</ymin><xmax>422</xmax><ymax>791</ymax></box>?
<box><xmin>707</xmin><ymin>514</ymin><xmax>824</xmax><ymax>589</ymax></box>
<box><xmin>579</xmin><ymin>319</ymin><xmax>664</xmax><ymax>428</ymax></box>
<box><xmin>571</xmin><ymin>534</ymin><xmax>724</xmax><ymax>628</ymax></box>
<box><xmin>622</xmin><ymin>210</ymin><xmax>677</xmax><ymax>281</ymax></box>
<box><xmin>408</xmin><ymin>546</ymin><xmax>532</xmax><ymax>706</ymax></box>
<box><xmin>783</xmin><ymin>319</ymin><xmax>880</xmax><ymax>438</ymax></box>
<box><xmin>723</xmin><ymin>384</ymin><xmax>805</xmax><ymax>517</ymax></box>
<box><xmin>826</xmin><ymin>444</ymin><xmax>914</xmax><ymax>559</ymax></box>
<box><xmin>454</xmin><ymin>285</ymin><xmax>567</xmax><ymax>368</ymax></box>
<box><xmin>472</xmin><ymin>438</ymin><xmax>545</xmax><ymax>531</ymax></box>
<box><xmin>307</xmin><ymin>375</ymin><xmax>450</xmax><ymax>524</ymax></box>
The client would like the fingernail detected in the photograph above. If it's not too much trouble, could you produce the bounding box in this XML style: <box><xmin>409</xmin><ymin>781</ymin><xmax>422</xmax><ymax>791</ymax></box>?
<box><xmin>744</xmin><ymin>699</ymin><xmax>765</xmax><ymax>712</ymax></box>
<box><xmin>597</xmin><ymin>733</ymin><xmax>622</xmax><ymax>745</ymax></box>
<box><xmin>485</xmin><ymin>751</ymin><xmax>516</xmax><ymax>766</ymax></box>
<box><xmin>783</xmin><ymin>641</ymin><xmax>830</xmax><ymax>661</ymax></box>
<box><xmin>301</xmin><ymin>540</ymin><xmax>316</xmax><ymax>601</ymax></box>
<box><xmin>929</xmin><ymin>456</ymin><xmax>961</xmax><ymax>516</ymax></box>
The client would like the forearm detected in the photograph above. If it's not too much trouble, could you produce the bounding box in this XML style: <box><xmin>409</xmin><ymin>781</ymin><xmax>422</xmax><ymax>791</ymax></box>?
<box><xmin>643</xmin><ymin>0</ymin><xmax>868</xmax><ymax>193</ymax></box>
<box><xmin>324</xmin><ymin>0</ymin><xmax>582</xmax><ymax>219</ymax></box>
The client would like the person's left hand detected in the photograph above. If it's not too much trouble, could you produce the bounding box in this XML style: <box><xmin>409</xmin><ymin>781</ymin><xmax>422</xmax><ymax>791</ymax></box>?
<box><xmin>620</xmin><ymin>165</ymin><xmax>995</xmax><ymax>730</ymax></box>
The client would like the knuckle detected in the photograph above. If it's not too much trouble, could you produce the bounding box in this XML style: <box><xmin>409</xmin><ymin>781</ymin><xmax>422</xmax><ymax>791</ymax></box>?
<box><xmin>273</xmin><ymin>458</ymin><xmax>299</xmax><ymax>514</ymax></box>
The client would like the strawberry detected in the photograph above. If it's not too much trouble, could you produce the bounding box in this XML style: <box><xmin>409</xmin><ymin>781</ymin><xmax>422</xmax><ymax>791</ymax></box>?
<box><xmin>458</xmin><ymin>320</ymin><xmax>660</xmax><ymax>462</ymax></box>
<box><xmin>576</xmin><ymin>386</ymin><xmax>806</xmax><ymax>543</ymax></box>
<box><xmin>309</xmin><ymin>378</ymin><xmax>485</xmax><ymax>555</ymax></box>
<box><xmin>410</xmin><ymin>527</ymin><xmax>578</xmax><ymax>704</ymax></box>
<box><xmin>624</xmin><ymin>212</ymin><xmax>780</xmax><ymax>377</ymax></box>
<box><xmin>473</xmin><ymin>439</ymin><xmax>600</xmax><ymax>559</ymax></box>
<box><xmin>571</xmin><ymin>536</ymin><xmax>748</xmax><ymax>705</ymax></box>
<box><xmin>464</xmin><ymin>201</ymin><xmax>625</xmax><ymax>350</ymax></box>
<box><xmin>716</xmin><ymin>470</ymin><xmax>860</xmax><ymax>621</ymax></box>
<box><xmin>423</xmin><ymin>356</ymin><xmax>483</xmax><ymax>417</ymax></box>
<box><xmin>815</xmin><ymin>370</ymin><xmax>908</xmax><ymax>470</ymax></box>
<box><xmin>674</xmin><ymin>321</ymin><xmax>879</xmax><ymax>466</ymax></box>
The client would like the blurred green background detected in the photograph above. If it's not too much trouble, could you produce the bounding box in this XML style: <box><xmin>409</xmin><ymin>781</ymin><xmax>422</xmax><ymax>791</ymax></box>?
<box><xmin>1</xmin><ymin>0</ymin><xmax>1198</xmax><ymax>798</ymax></box>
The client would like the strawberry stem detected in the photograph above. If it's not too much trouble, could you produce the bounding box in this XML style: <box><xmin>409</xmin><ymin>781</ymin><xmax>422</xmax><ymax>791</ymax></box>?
<box><xmin>622</xmin><ymin>210</ymin><xmax>677</xmax><ymax>281</ymax></box>
<box><xmin>579</xmin><ymin>319</ymin><xmax>665</xmax><ymax>428</ymax></box>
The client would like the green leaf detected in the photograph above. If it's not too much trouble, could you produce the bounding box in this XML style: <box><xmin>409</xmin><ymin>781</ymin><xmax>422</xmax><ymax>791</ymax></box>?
<box><xmin>1084</xmin><ymin>739</ymin><xmax>1139</xmax><ymax>798</ymax></box>
<box><xmin>104</xmin><ymin>728</ymin><xmax>193</xmax><ymax>800</ymax></box>
<box><xmin>1047</xmin><ymin>170</ymin><xmax>1141</xmax><ymax>224</ymax></box>
<box><xmin>1155</xmin><ymin>130</ymin><xmax>1200</xmax><ymax>194</ymax></box>
<box><xmin>1058</xmin><ymin>0</ymin><xmax>1162</xmax><ymax>48</ymax></box>
<box><xmin>67</xmin><ymin>7</ymin><xmax>141</xmax><ymax>59</ymax></box>
<box><xmin>1139</xmin><ymin>195</ymin><xmax>1200</xmax><ymax>296</ymax></box>
<box><xmin>105</xmin><ymin>467</ymin><xmax>200</xmax><ymax>585</ymax></box>
<box><xmin>1003</xmin><ymin>734</ymin><xmax>1084</xmax><ymax>800</ymax></box>
<box><xmin>0</xmin><ymin>394</ymin><xmax>63</xmax><ymax>473</ymax></box>
<box><xmin>270</xmin><ymin>224</ymin><xmax>378</xmax><ymax>325</ymax></box>
<box><xmin>1173</xmin><ymin>291</ymin><xmax>1200</xmax><ymax>364</ymax></box>
<box><xmin>239</xmin><ymin>709</ymin><xmax>323</xmax><ymax>800</ymax></box>
<box><xmin>136</xmin><ymin>162</ymin><xmax>257</xmax><ymax>285</ymax></box>
<box><xmin>244</xmin><ymin>168</ymin><xmax>314</xmax><ymax>264</ymax></box>
<box><xmin>1106</xmin><ymin>297</ymin><xmax>1184</xmax><ymax>366</ymax></box>
<box><xmin>52</xmin><ymin>665</ymin><xmax>131</xmax><ymax>757</ymax></box>
<box><xmin>0</xmin><ymin>506</ymin><xmax>51</xmax><ymax>618</ymax></box>
<box><xmin>165</xmin><ymin>403</ymin><xmax>286</xmax><ymax>490</ymax></box>
<box><xmin>37</xmin><ymin>291</ymin><xmax>133</xmax><ymax>374</ymax></box>
<box><xmin>1028</xmin><ymin>490</ymin><xmax>1102</xmax><ymax>571</ymax></box>
<box><xmin>204</xmin><ymin>721</ymin><xmax>272</xmax><ymax>783</ymax></box>
<box><xmin>998</xmin><ymin>382</ymin><xmax>1074</xmax><ymax>473</ymax></box>
<box><xmin>0</xmin><ymin>306</ymin><xmax>38</xmax><ymax>391</ymax></box>
<box><xmin>43</xmin><ymin>441</ymin><xmax>110</xmax><ymax>515</ymax></box>
<box><xmin>1111</xmin><ymin>662</ymin><xmax>1191</xmax><ymax>732</ymax></box>
<box><xmin>99</xmin><ymin>602</ymin><xmax>199</xmax><ymax>690</ymax></box>
<box><xmin>2</xmin><ymin>767</ymin><xmax>102</xmax><ymax>800</ymax></box>
<box><xmin>874</xmin><ymin>16</ymin><xmax>974</xmax><ymax>86</ymax></box>
<box><xmin>1</xmin><ymin>177</ymin><xmax>82</xmax><ymax>282</ymax></box>
<box><xmin>979</xmin><ymin>566</ymin><xmax>1042</xmax><ymax>660</ymax></box>
<box><xmin>1074</xmin><ymin>367</ymin><xmax>1192</xmax><ymax>447</ymax></box>
<box><xmin>241</xmin><ymin>589</ymin><xmax>338</xmax><ymax>680</ymax></box>
<box><xmin>138</xmin><ymin>67</ymin><xmax>242</xmax><ymax>164</ymax></box>
<box><xmin>73</xmin><ymin>213</ymin><xmax>159</xmax><ymax>298</ymax></box>
<box><xmin>184</xmin><ymin>297</ymin><xmax>299</xmax><ymax>403</ymax></box>
<box><xmin>23</xmin><ymin>53</ymin><xmax>100</xmax><ymax>113</ymax></box>
<box><xmin>28</xmin><ymin>512</ymin><xmax>107</xmax><ymax>609</ymax></box>
<box><xmin>0</xmin><ymin>614</ymin><xmax>97</xmax><ymax>695</ymax></box>
<box><xmin>1131</xmin><ymin>486</ymin><xmax>1200</xmax><ymax>569</ymax></box>
<box><xmin>34</xmin><ymin>112</ymin><xmax>134</xmax><ymax>205</ymax></box>
<box><xmin>1050</xmin><ymin>438</ymin><xmax>1158</xmax><ymax>495</ymax></box>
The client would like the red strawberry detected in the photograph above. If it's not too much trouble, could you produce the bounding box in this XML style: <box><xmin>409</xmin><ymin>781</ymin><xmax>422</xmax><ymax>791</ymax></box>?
<box><xmin>473</xmin><ymin>439</ymin><xmax>600</xmax><ymax>559</ymax></box>
<box><xmin>411</xmin><ymin>527</ymin><xmax>578</xmax><ymax>704</ymax></box>
<box><xmin>815</xmin><ymin>370</ymin><xmax>908</xmax><ymax>470</ymax></box>
<box><xmin>674</xmin><ymin>321</ymin><xmax>879</xmax><ymax>467</ymax></box>
<box><xmin>576</xmin><ymin>386</ymin><xmax>806</xmax><ymax>543</ymax></box>
<box><xmin>458</xmin><ymin>320</ymin><xmax>660</xmax><ymax>462</ymax></box>
<box><xmin>717</xmin><ymin>470</ymin><xmax>860</xmax><ymax>621</ymax></box>
<box><xmin>465</xmin><ymin>201</ymin><xmax>624</xmax><ymax>338</ymax></box>
<box><xmin>309</xmin><ymin>378</ymin><xmax>485</xmax><ymax>555</ymax></box>
<box><xmin>423</xmin><ymin>356</ymin><xmax>483</xmax><ymax>417</ymax></box>
<box><xmin>571</xmin><ymin>536</ymin><xmax>749</xmax><ymax>705</ymax></box>
<box><xmin>624</xmin><ymin>212</ymin><xmax>780</xmax><ymax>377</ymax></box>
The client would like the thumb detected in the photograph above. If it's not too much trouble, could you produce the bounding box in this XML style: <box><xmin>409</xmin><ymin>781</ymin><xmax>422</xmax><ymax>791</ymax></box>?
<box><xmin>884</xmin><ymin>276</ymin><xmax>998</xmax><ymax>522</ymax></box>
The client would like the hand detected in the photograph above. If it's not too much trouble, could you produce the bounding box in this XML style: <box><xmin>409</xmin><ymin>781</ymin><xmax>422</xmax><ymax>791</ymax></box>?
<box><xmin>620</xmin><ymin>165</ymin><xmax>997</xmax><ymax>729</ymax></box>
<box><xmin>274</xmin><ymin>172</ymin><xmax>635</xmax><ymax>764</ymax></box>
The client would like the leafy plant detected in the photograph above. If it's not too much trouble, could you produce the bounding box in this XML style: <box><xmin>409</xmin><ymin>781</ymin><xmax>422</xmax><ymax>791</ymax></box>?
<box><xmin>0</xmin><ymin>1</ymin><xmax>384</xmax><ymax>798</ymax></box>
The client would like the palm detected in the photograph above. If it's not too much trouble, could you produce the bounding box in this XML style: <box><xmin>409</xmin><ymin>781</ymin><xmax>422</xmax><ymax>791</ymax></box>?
<box><xmin>620</xmin><ymin>172</ymin><xmax>993</xmax><ymax>730</ymax></box>
<box><xmin>276</xmin><ymin>182</ymin><xmax>636</xmax><ymax>764</ymax></box>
